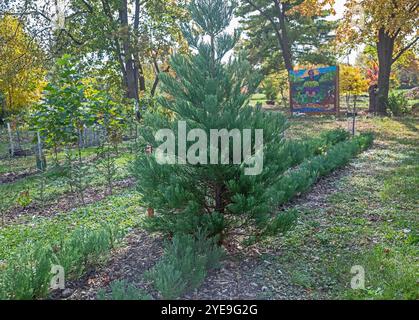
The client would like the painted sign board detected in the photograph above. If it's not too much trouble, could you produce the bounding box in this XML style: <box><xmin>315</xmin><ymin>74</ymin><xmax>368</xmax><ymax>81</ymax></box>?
<box><xmin>289</xmin><ymin>66</ymin><xmax>339</xmax><ymax>114</ymax></box>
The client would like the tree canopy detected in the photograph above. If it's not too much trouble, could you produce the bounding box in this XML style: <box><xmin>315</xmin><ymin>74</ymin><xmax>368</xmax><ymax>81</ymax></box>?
<box><xmin>0</xmin><ymin>15</ymin><xmax>45</xmax><ymax>122</ymax></box>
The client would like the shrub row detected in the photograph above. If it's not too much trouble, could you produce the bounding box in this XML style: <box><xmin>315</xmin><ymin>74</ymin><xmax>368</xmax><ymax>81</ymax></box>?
<box><xmin>273</xmin><ymin>132</ymin><xmax>374</xmax><ymax>206</ymax></box>
<box><xmin>0</xmin><ymin>224</ymin><xmax>123</xmax><ymax>300</ymax></box>
<box><xmin>257</xmin><ymin>133</ymin><xmax>374</xmax><ymax>239</ymax></box>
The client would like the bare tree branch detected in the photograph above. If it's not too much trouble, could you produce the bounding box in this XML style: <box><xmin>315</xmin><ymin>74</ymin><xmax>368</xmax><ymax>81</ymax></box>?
<box><xmin>392</xmin><ymin>36</ymin><xmax>419</xmax><ymax>64</ymax></box>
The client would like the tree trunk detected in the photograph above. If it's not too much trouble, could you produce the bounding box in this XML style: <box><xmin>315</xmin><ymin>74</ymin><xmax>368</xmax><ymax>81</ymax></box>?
<box><xmin>102</xmin><ymin>0</ymin><xmax>140</xmax><ymax>103</ymax></box>
<box><xmin>138</xmin><ymin>60</ymin><xmax>146</xmax><ymax>92</ymax></box>
<box><xmin>271</xmin><ymin>0</ymin><xmax>293</xmax><ymax>71</ymax></box>
<box><xmin>276</xmin><ymin>2</ymin><xmax>293</xmax><ymax>71</ymax></box>
<box><xmin>215</xmin><ymin>184</ymin><xmax>225</xmax><ymax>213</ymax></box>
<box><xmin>120</xmin><ymin>0</ymin><xmax>139</xmax><ymax>101</ymax></box>
<box><xmin>244</xmin><ymin>0</ymin><xmax>294</xmax><ymax>71</ymax></box>
<box><xmin>376</xmin><ymin>28</ymin><xmax>394</xmax><ymax>115</ymax></box>
<box><xmin>368</xmin><ymin>84</ymin><xmax>378</xmax><ymax>113</ymax></box>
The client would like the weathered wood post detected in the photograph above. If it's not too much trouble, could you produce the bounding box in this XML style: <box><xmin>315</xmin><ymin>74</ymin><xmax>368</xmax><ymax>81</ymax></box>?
<box><xmin>7</xmin><ymin>122</ymin><xmax>14</xmax><ymax>156</ymax></box>
<box><xmin>35</xmin><ymin>131</ymin><xmax>47</xmax><ymax>171</ymax></box>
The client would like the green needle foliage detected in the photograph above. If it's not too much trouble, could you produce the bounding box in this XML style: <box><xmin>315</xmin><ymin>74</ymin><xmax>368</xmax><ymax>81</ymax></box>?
<box><xmin>133</xmin><ymin>0</ymin><xmax>290</xmax><ymax>240</ymax></box>
<box><xmin>145</xmin><ymin>231</ymin><xmax>224</xmax><ymax>299</ymax></box>
<box><xmin>97</xmin><ymin>280</ymin><xmax>151</xmax><ymax>300</ymax></box>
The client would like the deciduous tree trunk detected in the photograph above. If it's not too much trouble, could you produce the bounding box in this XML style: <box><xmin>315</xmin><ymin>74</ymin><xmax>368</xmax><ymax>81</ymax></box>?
<box><xmin>376</xmin><ymin>28</ymin><xmax>394</xmax><ymax>115</ymax></box>
<box><xmin>368</xmin><ymin>84</ymin><xmax>378</xmax><ymax>113</ymax></box>
<box><xmin>120</xmin><ymin>0</ymin><xmax>139</xmax><ymax>101</ymax></box>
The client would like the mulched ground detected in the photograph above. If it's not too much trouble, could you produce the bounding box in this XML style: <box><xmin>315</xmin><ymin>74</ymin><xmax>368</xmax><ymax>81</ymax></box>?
<box><xmin>50</xmin><ymin>230</ymin><xmax>164</xmax><ymax>300</ymax></box>
<box><xmin>0</xmin><ymin>168</ymin><xmax>36</xmax><ymax>184</ymax></box>
<box><xmin>50</xmin><ymin>158</ymin><xmax>360</xmax><ymax>300</ymax></box>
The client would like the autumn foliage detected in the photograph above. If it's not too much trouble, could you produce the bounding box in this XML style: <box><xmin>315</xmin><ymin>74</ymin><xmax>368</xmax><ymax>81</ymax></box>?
<box><xmin>0</xmin><ymin>15</ymin><xmax>45</xmax><ymax>120</ymax></box>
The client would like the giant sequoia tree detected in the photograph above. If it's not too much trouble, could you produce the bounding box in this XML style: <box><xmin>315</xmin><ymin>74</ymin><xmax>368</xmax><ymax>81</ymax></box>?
<box><xmin>133</xmin><ymin>0</ymin><xmax>295</xmax><ymax>240</ymax></box>
<box><xmin>339</xmin><ymin>0</ymin><xmax>418</xmax><ymax>114</ymax></box>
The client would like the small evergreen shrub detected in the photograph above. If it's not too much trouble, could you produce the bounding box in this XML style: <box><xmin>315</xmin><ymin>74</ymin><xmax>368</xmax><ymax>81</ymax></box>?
<box><xmin>263</xmin><ymin>209</ymin><xmax>299</xmax><ymax>237</ymax></box>
<box><xmin>0</xmin><ymin>245</ymin><xmax>52</xmax><ymax>300</ymax></box>
<box><xmin>55</xmin><ymin>224</ymin><xmax>120</xmax><ymax>276</ymax></box>
<box><xmin>146</xmin><ymin>231</ymin><xmax>224</xmax><ymax>299</ymax></box>
<box><xmin>97</xmin><ymin>280</ymin><xmax>152</xmax><ymax>300</ymax></box>
<box><xmin>0</xmin><ymin>224</ymin><xmax>123</xmax><ymax>300</ymax></box>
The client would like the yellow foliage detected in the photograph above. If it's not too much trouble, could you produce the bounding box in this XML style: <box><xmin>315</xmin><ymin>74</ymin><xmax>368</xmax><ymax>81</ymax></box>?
<box><xmin>0</xmin><ymin>15</ymin><xmax>46</xmax><ymax>116</ymax></box>
<box><xmin>337</xmin><ymin>0</ymin><xmax>418</xmax><ymax>50</ymax></box>
<box><xmin>340</xmin><ymin>64</ymin><xmax>369</xmax><ymax>95</ymax></box>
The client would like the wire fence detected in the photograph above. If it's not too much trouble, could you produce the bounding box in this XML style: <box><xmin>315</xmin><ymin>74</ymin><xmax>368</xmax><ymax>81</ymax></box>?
<box><xmin>0</xmin><ymin>122</ymin><xmax>139</xmax><ymax>177</ymax></box>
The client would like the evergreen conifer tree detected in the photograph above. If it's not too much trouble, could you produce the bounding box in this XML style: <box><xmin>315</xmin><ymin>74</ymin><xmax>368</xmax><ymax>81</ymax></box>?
<box><xmin>133</xmin><ymin>0</ymin><xmax>294</xmax><ymax>240</ymax></box>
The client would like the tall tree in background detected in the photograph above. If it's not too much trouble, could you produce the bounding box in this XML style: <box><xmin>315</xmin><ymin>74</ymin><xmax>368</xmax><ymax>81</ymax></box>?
<box><xmin>1</xmin><ymin>0</ymin><xmax>188</xmax><ymax>110</ymax></box>
<box><xmin>237</xmin><ymin>0</ymin><xmax>336</xmax><ymax>73</ymax></box>
<box><xmin>0</xmin><ymin>15</ymin><xmax>45</xmax><ymax>122</ymax></box>
<box><xmin>56</xmin><ymin>0</ymin><xmax>188</xmax><ymax>105</ymax></box>
<box><xmin>339</xmin><ymin>0</ymin><xmax>418</xmax><ymax>114</ymax></box>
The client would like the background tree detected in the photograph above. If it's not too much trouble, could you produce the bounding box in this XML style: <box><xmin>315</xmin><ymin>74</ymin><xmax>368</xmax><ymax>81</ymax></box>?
<box><xmin>236</xmin><ymin>0</ymin><xmax>336</xmax><ymax>74</ymax></box>
<box><xmin>52</xmin><ymin>0</ymin><xmax>188</xmax><ymax>108</ymax></box>
<box><xmin>338</xmin><ymin>0</ymin><xmax>419</xmax><ymax>114</ymax></box>
<box><xmin>0</xmin><ymin>15</ymin><xmax>45</xmax><ymax>123</ymax></box>
<box><xmin>340</xmin><ymin>64</ymin><xmax>368</xmax><ymax>94</ymax></box>
<box><xmin>393</xmin><ymin>50</ymin><xmax>419</xmax><ymax>89</ymax></box>
<box><xmin>340</xmin><ymin>64</ymin><xmax>369</xmax><ymax>112</ymax></box>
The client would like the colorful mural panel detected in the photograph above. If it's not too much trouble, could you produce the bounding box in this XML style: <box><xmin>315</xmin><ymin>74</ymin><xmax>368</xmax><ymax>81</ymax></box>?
<box><xmin>289</xmin><ymin>66</ymin><xmax>339</xmax><ymax>114</ymax></box>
